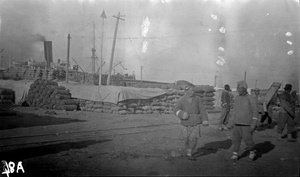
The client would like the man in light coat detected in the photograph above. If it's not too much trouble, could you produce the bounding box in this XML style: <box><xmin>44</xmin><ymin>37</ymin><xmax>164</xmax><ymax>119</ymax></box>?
<box><xmin>174</xmin><ymin>83</ymin><xmax>209</xmax><ymax>159</ymax></box>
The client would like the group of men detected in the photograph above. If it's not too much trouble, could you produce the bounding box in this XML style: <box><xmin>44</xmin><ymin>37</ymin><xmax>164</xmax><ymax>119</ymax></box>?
<box><xmin>174</xmin><ymin>81</ymin><xmax>298</xmax><ymax>161</ymax></box>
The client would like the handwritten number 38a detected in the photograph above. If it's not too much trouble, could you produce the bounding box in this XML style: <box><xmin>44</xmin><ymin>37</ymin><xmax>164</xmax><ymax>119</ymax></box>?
<box><xmin>2</xmin><ymin>161</ymin><xmax>25</xmax><ymax>177</ymax></box>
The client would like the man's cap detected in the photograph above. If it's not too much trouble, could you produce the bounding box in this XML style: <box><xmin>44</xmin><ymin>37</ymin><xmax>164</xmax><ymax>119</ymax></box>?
<box><xmin>237</xmin><ymin>81</ymin><xmax>248</xmax><ymax>89</ymax></box>
<box><xmin>224</xmin><ymin>84</ymin><xmax>230</xmax><ymax>91</ymax></box>
<box><xmin>184</xmin><ymin>83</ymin><xmax>195</xmax><ymax>90</ymax></box>
<box><xmin>284</xmin><ymin>84</ymin><xmax>292</xmax><ymax>90</ymax></box>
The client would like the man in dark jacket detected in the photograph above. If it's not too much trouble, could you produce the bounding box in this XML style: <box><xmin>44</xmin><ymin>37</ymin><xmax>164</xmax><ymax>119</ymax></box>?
<box><xmin>218</xmin><ymin>84</ymin><xmax>231</xmax><ymax>130</ymax></box>
<box><xmin>174</xmin><ymin>83</ymin><xmax>208</xmax><ymax>159</ymax></box>
<box><xmin>277</xmin><ymin>84</ymin><xmax>296</xmax><ymax>142</ymax></box>
<box><xmin>231</xmin><ymin>81</ymin><xmax>258</xmax><ymax>161</ymax></box>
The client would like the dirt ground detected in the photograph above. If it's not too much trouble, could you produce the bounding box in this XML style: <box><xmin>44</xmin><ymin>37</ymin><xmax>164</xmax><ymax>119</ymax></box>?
<box><xmin>0</xmin><ymin>106</ymin><xmax>299</xmax><ymax>177</ymax></box>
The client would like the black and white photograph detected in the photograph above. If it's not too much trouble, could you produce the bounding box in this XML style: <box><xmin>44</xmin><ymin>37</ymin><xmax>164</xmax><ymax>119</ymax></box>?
<box><xmin>0</xmin><ymin>0</ymin><xmax>299</xmax><ymax>176</ymax></box>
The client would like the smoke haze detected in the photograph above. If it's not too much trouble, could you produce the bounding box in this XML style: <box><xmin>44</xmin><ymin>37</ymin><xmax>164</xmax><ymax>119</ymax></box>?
<box><xmin>0</xmin><ymin>0</ymin><xmax>48</xmax><ymax>64</ymax></box>
<box><xmin>0</xmin><ymin>0</ymin><xmax>299</xmax><ymax>90</ymax></box>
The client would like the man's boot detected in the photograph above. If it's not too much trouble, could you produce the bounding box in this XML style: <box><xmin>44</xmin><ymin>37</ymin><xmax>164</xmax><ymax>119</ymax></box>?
<box><xmin>186</xmin><ymin>149</ymin><xmax>192</xmax><ymax>157</ymax></box>
<box><xmin>277</xmin><ymin>133</ymin><xmax>284</xmax><ymax>140</ymax></box>
<box><xmin>287</xmin><ymin>134</ymin><xmax>296</xmax><ymax>142</ymax></box>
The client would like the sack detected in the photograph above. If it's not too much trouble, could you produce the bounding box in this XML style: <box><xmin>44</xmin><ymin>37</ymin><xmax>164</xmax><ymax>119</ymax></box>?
<box><xmin>175</xmin><ymin>110</ymin><xmax>189</xmax><ymax>120</ymax></box>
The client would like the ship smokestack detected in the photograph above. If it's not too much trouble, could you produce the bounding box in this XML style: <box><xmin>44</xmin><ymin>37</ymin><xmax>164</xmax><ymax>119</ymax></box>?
<box><xmin>44</xmin><ymin>41</ymin><xmax>53</xmax><ymax>69</ymax></box>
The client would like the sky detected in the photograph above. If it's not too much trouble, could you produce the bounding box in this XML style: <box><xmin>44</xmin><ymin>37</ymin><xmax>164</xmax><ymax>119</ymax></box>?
<box><xmin>0</xmin><ymin>0</ymin><xmax>299</xmax><ymax>90</ymax></box>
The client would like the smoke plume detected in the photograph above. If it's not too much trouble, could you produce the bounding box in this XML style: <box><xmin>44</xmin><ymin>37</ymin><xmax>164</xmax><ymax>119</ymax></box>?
<box><xmin>0</xmin><ymin>0</ymin><xmax>48</xmax><ymax>66</ymax></box>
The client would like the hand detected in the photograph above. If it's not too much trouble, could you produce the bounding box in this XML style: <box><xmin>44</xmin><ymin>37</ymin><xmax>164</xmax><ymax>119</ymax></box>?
<box><xmin>250</xmin><ymin>121</ymin><xmax>257</xmax><ymax>133</ymax></box>
<box><xmin>182</xmin><ymin>111</ymin><xmax>189</xmax><ymax>120</ymax></box>
<box><xmin>202</xmin><ymin>120</ymin><xmax>209</xmax><ymax>126</ymax></box>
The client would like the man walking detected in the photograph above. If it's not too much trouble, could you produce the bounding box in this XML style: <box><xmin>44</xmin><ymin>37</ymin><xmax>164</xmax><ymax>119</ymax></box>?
<box><xmin>252</xmin><ymin>88</ymin><xmax>271</xmax><ymax>128</ymax></box>
<box><xmin>230</xmin><ymin>81</ymin><xmax>258</xmax><ymax>161</ymax></box>
<box><xmin>174</xmin><ymin>83</ymin><xmax>209</xmax><ymax>159</ymax></box>
<box><xmin>218</xmin><ymin>84</ymin><xmax>232</xmax><ymax>130</ymax></box>
<box><xmin>277</xmin><ymin>84</ymin><xmax>296</xmax><ymax>142</ymax></box>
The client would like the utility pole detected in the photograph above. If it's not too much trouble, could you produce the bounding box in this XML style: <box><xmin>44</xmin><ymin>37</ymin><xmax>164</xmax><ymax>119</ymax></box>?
<box><xmin>244</xmin><ymin>71</ymin><xmax>247</xmax><ymax>82</ymax></box>
<box><xmin>99</xmin><ymin>10</ymin><xmax>106</xmax><ymax>85</ymax></box>
<box><xmin>107</xmin><ymin>12</ymin><xmax>124</xmax><ymax>85</ymax></box>
<box><xmin>66</xmin><ymin>33</ymin><xmax>71</xmax><ymax>84</ymax></box>
<box><xmin>255</xmin><ymin>79</ymin><xmax>257</xmax><ymax>88</ymax></box>
<box><xmin>0</xmin><ymin>48</ymin><xmax>4</xmax><ymax>68</ymax></box>
<box><xmin>214</xmin><ymin>74</ymin><xmax>217</xmax><ymax>87</ymax></box>
<box><xmin>140</xmin><ymin>66</ymin><xmax>143</xmax><ymax>83</ymax></box>
<box><xmin>8</xmin><ymin>57</ymin><xmax>11</xmax><ymax>68</ymax></box>
<box><xmin>91</xmin><ymin>22</ymin><xmax>96</xmax><ymax>75</ymax></box>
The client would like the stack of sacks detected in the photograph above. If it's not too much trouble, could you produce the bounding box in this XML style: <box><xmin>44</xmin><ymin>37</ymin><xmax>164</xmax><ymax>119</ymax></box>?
<box><xmin>8</xmin><ymin>67</ymin><xmax>21</xmax><ymax>80</ymax></box>
<box><xmin>8</xmin><ymin>67</ymin><xmax>17</xmax><ymax>79</ymax></box>
<box><xmin>33</xmin><ymin>68</ymin><xmax>42</xmax><ymax>80</ymax></box>
<box><xmin>0</xmin><ymin>88</ymin><xmax>15</xmax><ymax>105</ymax></box>
<box><xmin>109</xmin><ymin>90</ymin><xmax>183</xmax><ymax>115</ymax></box>
<box><xmin>16</xmin><ymin>67</ymin><xmax>26</xmax><ymax>80</ymax></box>
<box><xmin>52</xmin><ymin>70</ymin><xmax>66</xmax><ymax>80</ymax></box>
<box><xmin>132</xmin><ymin>82</ymin><xmax>181</xmax><ymax>90</ymax></box>
<box><xmin>194</xmin><ymin>85</ymin><xmax>216</xmax><ymax>113</ymax></box>
<box><xmin>24</xmin><ymin>68</ymin><xmax>35</xmax><ymax>80</ymax></box>
<box><xmin>41</xmin><ymin>69</ymin><xmax>55</xmax><ymax>80</ymax></box>
<box><xmin>75</xmin><ymin>83</ymin><xmax>216</xmax><ymax>114</ymax></box>
<box><xmin>76</xmin><ymin>90</ymin><xmax>181</xmax><ymax>115</ymax></box>
<box><xmin>1</xmin><ymin>68</ymin><xmax>10</xmax><ymax>80</ymax></box>
<box><xmin>2</xmin><ymin>67</ymin><xmax>59</xmax><ymax>81</ymax></box>
<box><xmin>26</xmin><ymin>79</ymin><xmax>78</xmax><ymax>111</ymax></box>
<box><xmin>79</xmin><ymin>100</ymin><xmax>114</xmax><ymax>113</ymax></box>
<box><xmin>115</xmin><ymin>89</ymin><xmax>183</xmax><ymax>115</ymax></box>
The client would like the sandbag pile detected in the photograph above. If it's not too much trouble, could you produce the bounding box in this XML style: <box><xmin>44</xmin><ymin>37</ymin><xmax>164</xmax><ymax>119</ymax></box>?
<box><xmin>113</xmin><ymin>90</ymin><xmax>184</xmax><ymax>115</ymax></box>
<box><xmin>52</xmin><ymin>70</ymin><xmax>66</xmax><ymax>80</ymax></box>
<box><xmin>0</xmin><ymin>88</ymin><xmax>15</xmax><ymax>105</ymax></box>
<box><xmin>79</xmin><ymin>100</ymin><xmax>115</xmax><ymax>113</ymax></box>
<box><xmin>132</xmin><ymin>82</ymin><xmax>181</xmax><ymax>90</ymax></box>
<box><xmin>23</xmin><ymin>68</ymin><xmax>35</xmax><ymax>80</ymax></box>
<box><xmin>77</xmin><ymin>90</ymin><xmax>184</xmax><ymax>115</ymax></box>
<box><xmin>26</xmin><ymin>79</ymin><xmax>79</xmax><ymax>111</ymax></box>
<box><xmin>27</xmin><ymin>68</ymin><xmax>55</xmax><ymax>80</ymax></box>
<box><xmin>113</xmin><ymin>86</ymin><xmax>217</xmax><ymax>115</ymax></box>
<box><xmin>4</xmin><ymin>67</ymin><xmax>21</xmax><ymax>80</ymax></box>
<box><xmin>77</xmin><ymin>85</ymin><xmax>217</xmax><ymax>115</ymax></box>
<box><xmin>2</xmin><ymin>67</ymin><xmax>58</xmax><ymax>80</ymax></box>
<box><xmin>193</xmin><ymin>85</ymin><xmax>216</xmax><ymax>113</ymax></box>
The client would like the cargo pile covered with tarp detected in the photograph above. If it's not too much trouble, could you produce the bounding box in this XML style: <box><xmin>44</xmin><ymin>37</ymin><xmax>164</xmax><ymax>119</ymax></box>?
<box><xmin>26</xmin><ymin>79</ymin><xmax>79</xmax><ymax>111</ymax></box>
<box><xmin>0</xmin><ymin>79</ymin><xmax>217</xmax><ymax>114</ymax></box>
<box><xmin>78</xmin><ymin>84</ymin><xmax>217</xmax><ymax>115</ymax></box>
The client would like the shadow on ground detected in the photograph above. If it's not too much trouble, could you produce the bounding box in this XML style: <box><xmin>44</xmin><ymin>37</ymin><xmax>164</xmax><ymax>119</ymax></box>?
<box><xmin>0</xmin><ymin>139</ymin><xmax>111</xmax><ymax>161</ymax></box>
<box><xmin>239</xmin><ymin>141</ymin><xmax>275</xmax><ymax>161</ymax></box>
<box><xmin>194</xmin><ymin>139</ymin><xmax>232</xmax><ymax>158</ymax></box>
<box><xmin>0</xmin><ymin>112</ymin><xmax>86</xmax><ymax>130</ymax></box>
